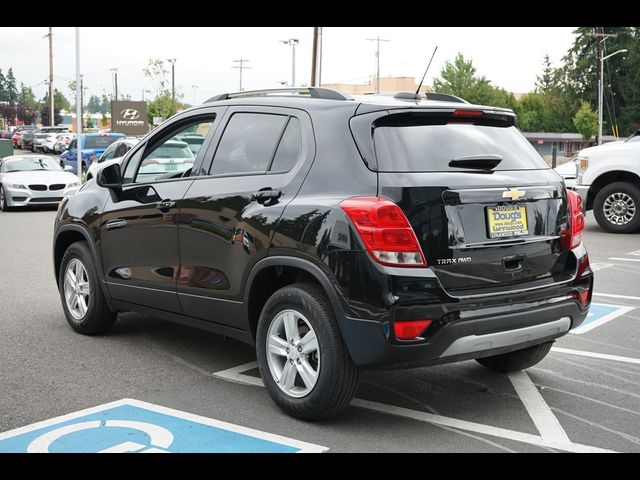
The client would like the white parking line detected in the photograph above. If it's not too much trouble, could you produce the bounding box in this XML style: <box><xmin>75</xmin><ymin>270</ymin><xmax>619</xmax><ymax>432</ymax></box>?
<box><xmin>212</xmin><ymin>361</ymin><xmax>615</xmax><ymax>453</ymax></box>
<box><xmin>609</xmin><ymin>257</ymin><xmax>640</xmax><ymax>263</ymax></box>
<box><xmin>507</xmin><ymin>371</ymin><xmax>570</xmax><ymax>444</ymax></box>
<box><xmin>551</xmin><ymin>347</ymin><xmax>640</xmax><ymax>365</ymax></box>
<box><xmin>592</xmin><ymin>292</ymin><xmax>640</xmax><ymax>302</ymax></box>
<box><xmin>352</xmin><ymin>399</ymin><xmax>611</xmax><ymax>453</ymax></box>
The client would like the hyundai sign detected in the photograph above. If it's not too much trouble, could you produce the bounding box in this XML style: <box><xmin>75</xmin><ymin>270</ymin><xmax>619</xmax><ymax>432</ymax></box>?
<box><xmin>111</xmin><ymin>101</ymin><xmax>149</xmax><ymax>135</ymax></box>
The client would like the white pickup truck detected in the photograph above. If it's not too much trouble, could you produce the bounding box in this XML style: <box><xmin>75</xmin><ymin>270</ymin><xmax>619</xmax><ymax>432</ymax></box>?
<box><xmin>574</xmin><ymin>131</ymin><xmax>640</xmax><ymax>233</ymax></box>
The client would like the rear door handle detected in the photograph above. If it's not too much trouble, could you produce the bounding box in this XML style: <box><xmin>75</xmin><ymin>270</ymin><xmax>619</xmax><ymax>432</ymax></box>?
<box><xmin>106</xmin><ymin>219</ymin><xmax>128</xmax><ymax>230</ymax></box>
<box><xmin>156</xmin><ymin>200</ymin><xmax>176</xmax><ymax>211</ymax></box>
<box><xmin>251</xmin><ymin>189</ymin><xmax>282</xmax><ymax>204</ymax></box>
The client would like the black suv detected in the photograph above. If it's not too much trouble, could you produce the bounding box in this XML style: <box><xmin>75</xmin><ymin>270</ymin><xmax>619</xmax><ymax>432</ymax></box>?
<box><xmin>53</xmin><ymin>88</ymin><xmax>593</xmax><ymax>420</ymax></box>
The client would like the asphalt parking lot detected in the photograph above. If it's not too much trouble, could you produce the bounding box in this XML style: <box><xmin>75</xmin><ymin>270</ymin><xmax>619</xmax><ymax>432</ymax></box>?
<box><xmin>1</xmin><ymin>154</ymin><xmax>639</xmax><ymax>452</ymax></box>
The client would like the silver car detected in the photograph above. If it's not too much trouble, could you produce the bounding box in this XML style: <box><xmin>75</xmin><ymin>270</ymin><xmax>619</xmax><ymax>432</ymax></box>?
<box><xmin>0</xmin><ymin>155</ymin><xmax>81</xmax><ymax>211</ymax></box>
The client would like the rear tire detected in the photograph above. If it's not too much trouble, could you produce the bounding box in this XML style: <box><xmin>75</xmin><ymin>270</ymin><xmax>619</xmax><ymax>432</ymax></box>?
<box><xmin>256</xmin><ymin>283</ymin><xmax>359</xmax><ymax>420</ymax></box>
<box><xmin>593</xmin><ymin>181</ymin><xmax>640</xmax><ymax>233</ymax></box>
<box><xmin>476</xmin><ymin>341</ymin><xmax>553</xmax><ymax>373</ymax></box>
<box><xmin>58</xmin><ymin>241</ymin><xmax>116</xmax><ymax>335</ymax></box>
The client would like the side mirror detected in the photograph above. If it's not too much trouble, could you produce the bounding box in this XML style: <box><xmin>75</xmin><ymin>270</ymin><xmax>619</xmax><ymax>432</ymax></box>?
<box><xmin>63</xmin><ymin>165</ymin><xmax>73</xmax><ymax>172</ymax></box>
<box><xmin>97</xmin><ymin>162</ymin><xmax>122</xmax><ymax>191</ymax></box>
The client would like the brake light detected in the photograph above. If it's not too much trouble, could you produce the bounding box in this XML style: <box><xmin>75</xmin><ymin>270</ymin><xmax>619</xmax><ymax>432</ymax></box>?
<box><xmin>452</xmin><ymin>109</ymin><xmax>484</xmax><ymax>117</ymax></box>
<box><xmin>394</xmin><ymin>319</ymin><xmax>432</xmax><ymax>340</ymax></box>
<box><xmin>561</xmin><ymin>190</ymin><xmax>585</xmax><ymax>249</ymax></box>
<box><xmin>340</xmin><ymin>197</ymin><xmax>427</xmax><ymax>267</ymax></box>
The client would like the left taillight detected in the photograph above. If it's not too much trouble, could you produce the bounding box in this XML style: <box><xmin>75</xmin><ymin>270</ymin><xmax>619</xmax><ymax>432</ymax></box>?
<box><xmin>339</xmin><ymin>196</ymin><xmax>427</xmax><ymax>267</ymax></box>
<box><xmin>561</xmin><ymin>189</ymin><xmax>585</xmax><ymax>250</ymax></box>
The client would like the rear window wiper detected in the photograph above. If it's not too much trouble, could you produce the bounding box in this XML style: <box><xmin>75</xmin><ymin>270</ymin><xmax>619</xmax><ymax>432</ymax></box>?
<box><xmin>449</xmin><ymin>154</ymin><xmax>503</xmax><ymax>171</ymax></box>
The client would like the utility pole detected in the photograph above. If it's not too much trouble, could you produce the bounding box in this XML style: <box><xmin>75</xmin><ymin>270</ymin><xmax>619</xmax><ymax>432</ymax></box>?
<box><xmin>366</xmin><ymin>36</ymin><xmax>390</xmax><ymax>94</ymax></box>
<box><xmin>167</xmin><ymin>59</ymin><xmax>177</xmax><ymax>107</ymax></box>
<box><xmin>281</xmin><ymin>39</ymin><xmax>299</xmax><ymax>87</ymax></box>
<box><xmin>80</xmin><ymin>74</ymin><xmax>84</xmax><ymax>130</ymax></box>
<box><xmin>589</xmin><ymin>28</ymin><xmax>617</xmax><ymax>144</ymax></box>
<box><xmin>46</xmin><ymin>27</ymin><xmax>54</xmax><ymax>126</ymax></box>
<box><xmin>111</xmin><ymin>68</ymin><xmax>118</xmax><ymax>101</ymax></box>
<box><xmin>75</xmin><ymin>27</ymin><xmax>82</xmax><ymax>178</ymax></box>
<box><xmin>232</xmin><ymin>59</ymin><xmax>250</xmax><ymax>91</ymax></box>
<box><xmin>311</xmin><ymin>27</ymin><xmax>323</xmax><ymax>87</ymax></box>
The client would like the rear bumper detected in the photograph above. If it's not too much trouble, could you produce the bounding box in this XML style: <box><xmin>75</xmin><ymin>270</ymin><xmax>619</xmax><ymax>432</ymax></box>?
<box><xmin>332</xmin><ymin>246</ymin><xmax>593</xmax><ymax>369</ymax></box>
<box><xmin>340</xmin><ymin>299</ymin><xmax>587</xmax><ymax>369</ymax></box>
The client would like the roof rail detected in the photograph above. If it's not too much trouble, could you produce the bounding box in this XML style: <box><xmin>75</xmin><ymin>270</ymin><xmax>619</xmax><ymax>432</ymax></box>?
<box><xmin>206</xmin><ymin>87</ymin><xmax>351</xmax><ymax>103</ymax></box>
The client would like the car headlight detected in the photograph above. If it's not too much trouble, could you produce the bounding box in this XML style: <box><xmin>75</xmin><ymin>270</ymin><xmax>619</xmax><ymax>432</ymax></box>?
<box><xmin>7</xmin><ymin>183</ymin><xmax>26</xmax><ymax>189</ymax></box>
<box><xmin>68</xmin><ymin>181</ymin><xmax>80</xmax><ymax>188</ymax></box>
<box><xmin>575</xmin><ymin>156</ymin><xmax>588</xmax><ymax>185</ymax></box>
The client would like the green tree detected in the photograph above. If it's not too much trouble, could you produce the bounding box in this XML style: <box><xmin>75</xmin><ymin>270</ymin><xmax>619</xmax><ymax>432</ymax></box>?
<box><xmin>147</xmin><ymin>94</ymin><xmax>176</xmax><ymax>124</ymax></box>
<box><xmin>0</xmin><ymin>69</ymin><xmax>6</xmax><ymax>101</ymax></box>
<box><xmin>87</xmin><ymin>95</ymin><xmax>102</xmax><ymax>113</ymax></box>
<box><xmin>5</xmin><ymin>68</ymin><xmax>18</xmax><ymax>103</ymax></box>
<box><xmin>101</xmin><ymin>94</ymin><xmax>111</xmax><ymax>114</ymax></box>
<box><xmin>573</xmin><ymin>101</ymin><xmax>598</xmax><ymax>143</ymax></box>
<box><xmin>143</xmin><ymin>59</ymin><xmax>171</xmax><ymax>97</ymax></box>
<box><xmin>19</xmin><ymin>84</ymin><xmax>40</xmax><ymax>110</ymax></box>
<box><xmin>42</xmin><ymin>89</ymin><xmax>71</xmax><ymax>112</ymax></box>
<box><xmin>513</xmin><ymin>93</ymin><xmax>545</xmax><ymax>131</ymax></box>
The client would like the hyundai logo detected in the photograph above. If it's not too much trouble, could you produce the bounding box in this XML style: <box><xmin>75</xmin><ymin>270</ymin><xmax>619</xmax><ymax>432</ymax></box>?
<box><xmin>120</xmin><ymin>109</ymin><xmax>140</xmax><ymax>120</ymax></box>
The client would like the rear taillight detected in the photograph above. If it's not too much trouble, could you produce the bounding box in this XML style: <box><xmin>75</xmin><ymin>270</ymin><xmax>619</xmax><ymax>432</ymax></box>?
<box><xmin>561</xmin><ymin>190</ymin><xmax>585</xmax><ymax>250</ymax></box>
<box><xmin>339</xmin><ymin>196</ymin><xmax>427</xmax><ymax>267</ymax></box>
<box><xmin>394</xmin><ymin>319</ymin><xmax>432</xmax><ymax>340</ymax></box>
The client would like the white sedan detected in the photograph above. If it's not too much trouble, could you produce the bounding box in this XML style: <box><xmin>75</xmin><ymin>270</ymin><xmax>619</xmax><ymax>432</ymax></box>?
<box><xmin>0</xmin><ymin>155</ymin><xmax>81</xmax><ymax>211</ymax></box>
<box><xmin>553</xmin><ymin>159</ymin><xmax>577</xmax><ymax>189</ymax></box>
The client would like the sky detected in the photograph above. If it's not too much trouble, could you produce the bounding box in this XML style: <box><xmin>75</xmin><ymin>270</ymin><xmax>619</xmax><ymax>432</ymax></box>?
<box><xmin>0</xmin><ymin>27</ymin><xmax>577</xmax><ymax>106</ymax></box>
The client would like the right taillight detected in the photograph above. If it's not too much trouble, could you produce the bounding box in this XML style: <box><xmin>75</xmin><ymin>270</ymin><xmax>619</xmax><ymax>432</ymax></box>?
<box><xmin>561</xmin><ymin>190</ymin><xmax>585</xmax><ymax>250</ymax></box>
<box><xmin>339</xmin><ymin>196</ymin><xmax>427</xmax><ymax>267</ymax></box>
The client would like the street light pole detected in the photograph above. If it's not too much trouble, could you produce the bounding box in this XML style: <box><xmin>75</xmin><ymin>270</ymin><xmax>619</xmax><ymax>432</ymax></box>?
<box><xmin>232</xmin><ymin>59</ymin><xmax>250</xmax><ymax>91</ymax></box>
<box><xmin>75</xmin><ymin>27</ymin><xmax>82</xmax><ymax>179</ymax></box>
<box><xmin>110</xmin><ymin>68</ymin><xmax>118</xmax><ymax>101</ymax></box>
<box><xmin>598</xmin><ymin>49</ymin><xmax>627</xmax><ymax>145</ymax></box>
<box><xmin>281</xmin><ymin>39</ymin><xmax>299</xmax><ymax>87</ymax></box>
<box><xmin>167</xmin><ymin>59</ymin><xmax>177</xmax><ymax>109</ymax></box>
<box><xmin>192</xmin><ymin>85</ymin><xmax>198</xmax><ymax>105</ymax></box>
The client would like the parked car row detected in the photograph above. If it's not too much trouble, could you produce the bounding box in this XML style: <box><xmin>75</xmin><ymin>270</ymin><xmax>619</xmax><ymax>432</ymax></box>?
<box><xmin>11</xmin><ymin>126</ymin><xmax>69</xmax><ymax>151</ymax></box>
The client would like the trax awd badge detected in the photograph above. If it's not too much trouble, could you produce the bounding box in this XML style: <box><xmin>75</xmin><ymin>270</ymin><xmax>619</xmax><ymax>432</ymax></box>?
<box><xmin>502</xmin><ymin>188</ymin><xmax>526</xmax><ymax>201</ymax></box>
<box><xmin>436</xmin><ymin>257</ymin><xmax>472</xmax><ymax>265</ymax></box>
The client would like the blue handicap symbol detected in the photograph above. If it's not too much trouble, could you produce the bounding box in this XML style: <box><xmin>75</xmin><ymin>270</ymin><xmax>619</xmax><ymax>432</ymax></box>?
<box><xmin>571</xmin><ymin>303</ymin><xmax>633</xmax><ymax>334</ymax></box>
<box><xmin>0</xmin><ymin>399</ymin><xmax>325</xmax><ymax>453</ymax></box>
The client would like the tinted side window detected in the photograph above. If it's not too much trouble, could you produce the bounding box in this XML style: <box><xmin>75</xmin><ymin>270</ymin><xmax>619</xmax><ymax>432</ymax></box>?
<box><xmin>269</xmin><ymin>117</ymin><xmax>302</xmax><ymax>173</ymax></box>
<box><xmin>210</xmin><ymin>113</ymin><xmax>288</xmax><ymax>176</ymax></box>
<box><xmin>114</xmin><ymin>143</ymin><xmax>130</xmax><ymax>157</ymax></box>
<box><xmin>100</xmin><ymin>144</ymin><xmax>117</xmax><ymax>162</ymax></box>
<box><xmin>122</xmin><ymin>148</ymin><xmax>143</xmax><ymax>184</ymax></box>
<box><xmin>68</xmin><ymin>139</ymin><xmax>77</xmax><ymax>150</ymax></box>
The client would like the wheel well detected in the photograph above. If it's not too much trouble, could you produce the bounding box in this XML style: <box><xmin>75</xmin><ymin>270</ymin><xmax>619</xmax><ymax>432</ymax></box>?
<box><xmin>588</xmin><ymin>171</ymin><xmax>640</xmax><ymax>209</ymax></box>
<box><xmin>246</xmin><ymin>265</ymin><xmax>320</xmax><ymax>341</ymax></box>
<box><xmin>54</xmin><ymin>230</ymin><xmax>88</xmax><ymax>286</ymax></box>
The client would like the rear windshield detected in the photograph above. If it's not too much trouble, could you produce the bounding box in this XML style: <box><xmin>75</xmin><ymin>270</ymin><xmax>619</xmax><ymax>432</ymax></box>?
<box><xmin>84</xmin><ymin>136</ymin><xmax>120</xmax><ymax>149</ymax></box>
<box><xmin>373</xmin><ymin>123</ymin><xmax>548</xmax><ymax>172</ymax></box>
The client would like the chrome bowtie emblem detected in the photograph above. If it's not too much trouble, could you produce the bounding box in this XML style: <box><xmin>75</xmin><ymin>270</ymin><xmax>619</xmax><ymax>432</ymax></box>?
<box><xmin>502</xmin><ymin>188</ymin><xmax>525</xmax><ymax>201</ymax></box>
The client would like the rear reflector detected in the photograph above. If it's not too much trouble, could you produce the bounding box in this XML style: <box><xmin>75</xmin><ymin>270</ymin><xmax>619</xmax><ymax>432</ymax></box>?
<box><xmin>572</xmin><ymin>289</ymin><xmax>591</xmax><ymax>308</ymax></box>
<box><xmin>394</xmin><ymin>319</ymin><xmax>432</xmax><ymax>340</ymax></box>
<box><xmin>340</xmin><ymin>197</ymin><xmax>427</xmax><ymax>267</ymax></box>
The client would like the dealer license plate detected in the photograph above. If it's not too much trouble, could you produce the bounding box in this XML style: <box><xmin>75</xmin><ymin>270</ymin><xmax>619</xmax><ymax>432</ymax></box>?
<box><xmin>486</xmin><ymin>205</ymin><xmax>529</xmax><ymax>238</ymax></box>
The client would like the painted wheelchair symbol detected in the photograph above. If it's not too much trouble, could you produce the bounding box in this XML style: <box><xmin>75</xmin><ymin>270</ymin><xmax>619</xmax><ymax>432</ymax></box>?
<box><xmin>27</xmin><ymin>420</ymin><xmax>174</xmax><ymax>453</ymax></box>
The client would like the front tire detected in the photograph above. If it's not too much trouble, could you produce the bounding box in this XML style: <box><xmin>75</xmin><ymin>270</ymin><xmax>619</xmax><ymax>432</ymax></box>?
<box><xmin>0</xmin><ymin>186</ymin><xmax>10</xmax><ymax>211</ymax></box>
<box><xmin>58</xmin><ymin>241</ymin><xmax>116</xmax><ymax>335</ymax></box>
<box><xmin>476</xmin><ymin>341</ymin><xmax>553</xmax><ymax>373</ymax></box>
<box><xmin>256</xmin><ymin>283</ymin><xmax>359</xmax><ymax>421</ymax></box>
<box><xmin>593</xmin><ymin>181</ymin><xmax>640</xmax><ymax>233</ymax></box>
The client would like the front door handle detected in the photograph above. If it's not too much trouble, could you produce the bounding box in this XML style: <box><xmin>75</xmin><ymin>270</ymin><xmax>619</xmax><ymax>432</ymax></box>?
<box><xmin>105</xmin><ymin>219</ymin><xmax>128</xmax><ymax>230</ymax></box>
<box><xmin>156</xmin><ymin>200</ymin><xmax>176</xmax><ymax>211</ymax></box>
<box><xmin>251</xmin><ymin>189</ymin><xmax>282</xmax><ymax>204</ymax></box>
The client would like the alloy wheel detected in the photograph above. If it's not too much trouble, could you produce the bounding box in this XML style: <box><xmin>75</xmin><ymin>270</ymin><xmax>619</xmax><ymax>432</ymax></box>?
<box><xmin>266</xmin><ymin>309</ymin><xmax>320</xmax><ymax>398</ymax></box>
<box><xmin>603</xmin><ymin>192</ymin><xmax>636</xmax><ymax>226</ymax></box>
<box><xmin>63</xmin><ymin>258</ymin><xmax>91</xmax><ymax>320</ymax></box>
